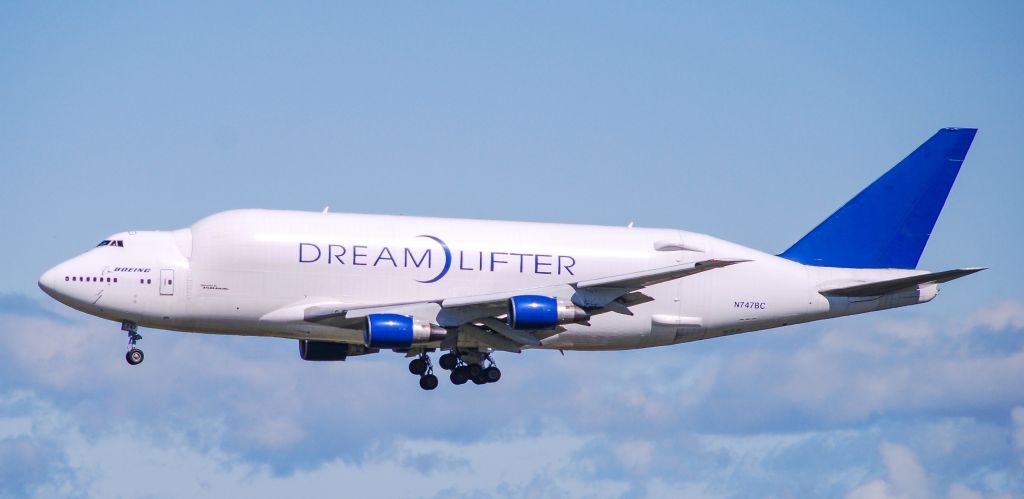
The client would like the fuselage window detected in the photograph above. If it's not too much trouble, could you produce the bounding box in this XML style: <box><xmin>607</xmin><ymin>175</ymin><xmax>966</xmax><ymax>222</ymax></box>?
<box><xmin>113</xmin><ymin>278</ymin><xmax>118</xmax><ymax>283</ymax></box>
<box><xmin>168</xmin><ymin>280</ymin><xmax>172</xmax><ymax>285</ymax></box>
<box><xmin>139</xmin><ymin>279</ymin><xmax>144</xmax><ymax>284</ymax></box>
<box><xmin>147</xmin><ymin>279</ymin><xmax>152</xmax><ymax>284</ymax></box>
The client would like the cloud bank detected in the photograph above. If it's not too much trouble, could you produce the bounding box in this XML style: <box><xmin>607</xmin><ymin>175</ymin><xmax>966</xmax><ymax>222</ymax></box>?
<box><xmin>0</xmin><ymin>294</ymin><xmax>1022</xmax><ymax>498</ymax></box>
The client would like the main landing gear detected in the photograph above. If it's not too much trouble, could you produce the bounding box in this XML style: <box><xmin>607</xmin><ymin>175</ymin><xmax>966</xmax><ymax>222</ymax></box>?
<box><xmin>408</xmin><ymin>353</ymin><xmax>439</xmax><ymax>391</ymax></box>
<box><xmin>122</xmin><ymin>321</ymin><xmax>144</xmax><ymax>366</ymax></box>
<box><xmin>440</xmin><ymin>351</ymin><xmax>500</xmax><ymax>386</ymax></box>
<box><xmin>408</xmin><ymin>350</ymin><xmax>502</xmax><ymax>390</ymax></box>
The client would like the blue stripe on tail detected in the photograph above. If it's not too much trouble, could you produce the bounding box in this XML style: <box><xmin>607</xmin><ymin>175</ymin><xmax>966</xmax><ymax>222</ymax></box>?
<box><xmin>779</xmin><ymin>127</ymin><xmax>976</xmax><ymax>269</ymax></box>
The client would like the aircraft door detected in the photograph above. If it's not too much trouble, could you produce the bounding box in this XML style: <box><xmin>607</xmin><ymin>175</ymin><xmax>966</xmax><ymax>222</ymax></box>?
<box><xmin>160</xmin><ymin>269</ymin><xmax>174</xmax><ymax>296</ymax></box>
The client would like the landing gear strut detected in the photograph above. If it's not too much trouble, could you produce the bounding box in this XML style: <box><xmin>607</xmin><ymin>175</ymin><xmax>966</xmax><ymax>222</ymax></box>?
<box><xmin>122</xmin><ymin>321</ymin><xmax>144</xmax><ymax>366</ymax></box>
<box><xmin>409</xmin><ymin>353</ymin><xmax>438</xmax><ymax>390</ymax></box>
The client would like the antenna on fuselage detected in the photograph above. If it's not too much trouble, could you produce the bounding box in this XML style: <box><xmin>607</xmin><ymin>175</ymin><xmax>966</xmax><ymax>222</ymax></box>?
<box><xmin>322</xmin><ymin>206</ymin><xmax>330</xmax><ymax>214</ymax></box>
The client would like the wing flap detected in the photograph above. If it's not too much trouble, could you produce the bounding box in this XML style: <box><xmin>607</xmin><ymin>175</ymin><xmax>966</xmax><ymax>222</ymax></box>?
<box><xmin>459</xmin><ymin>324</ymin><xmax>522</xmax><ymax>352</ymax></box>
<box><xmin>478</xmin><ymin>317</ymin><xmax>542</xmax><ymax>347</ymax></box>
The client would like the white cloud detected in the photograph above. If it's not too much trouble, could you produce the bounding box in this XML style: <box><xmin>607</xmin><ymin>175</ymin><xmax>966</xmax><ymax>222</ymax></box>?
<box><xmin>3</xmin><ymin>296</ymin><xmax>1024</xmax><ymax>496</ymax></box>
<box><xmin>845</xmin><ymin>440</ymin><xmax>1020</xmax><ymax>499</ymax></box>
<box><xmin>948</xmin><ymin>483</ymin><xmax>985</xmax><ymax>499</ymax></box>
<box><xmin>880</xmin><ymin>442</ymin><xmax>930</xmax><ymax>499</ymax></box>
<box><xmin>876</xmin><ymin>319</ymin><xmax>935</xmax><ymax>347</ymax></box>
<box><xmin>847</xmin><ymin>479</ymin><xmax>895</xmax><ymax>499</ymax></box>
<box><xmin>613</xmin><ymin>439</ymin><xmax>654</xmax><ymax>472</ymax></box>
<box><xmin>1012</xmin><ymin>406</ymin><xmax>1024</xmax><ymax>466</ymax></box>
<box><xmin>2</xmin><ymin>388</ymin><xmax>1021</xmax><ymax>499</ymax></box>
<box><xmin>961</xmin><ymin>300</ymin><xmax>1024</xmax><ymax>334</ymax></box>
<box><xmin>700</xmin><ymin>303</ymin><xmax>1024</xmax><ymax>428</ymax></box>
<box><xmin>0</xmin><ymin>395</ymin><xmax>632</xmax><ymax>499</ymax></box>
<box><xmin>845</xmin><ymin>442</ymin><xmax>928</xmax><ymax>499</ymax></box>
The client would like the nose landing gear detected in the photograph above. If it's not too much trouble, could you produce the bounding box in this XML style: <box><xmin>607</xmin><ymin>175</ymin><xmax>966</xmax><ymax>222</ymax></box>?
<box><xmin>122</xmin><ymin>321</ymin><xmax>144</xmax><ymax>366</ymax></box>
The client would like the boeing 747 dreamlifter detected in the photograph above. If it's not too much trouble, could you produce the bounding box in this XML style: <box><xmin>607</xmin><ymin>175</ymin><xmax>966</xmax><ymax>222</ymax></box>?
<box><xmin>39</xmin><ymin>128</ymin><xmax>982</xmax><ymax>390</ymax></box>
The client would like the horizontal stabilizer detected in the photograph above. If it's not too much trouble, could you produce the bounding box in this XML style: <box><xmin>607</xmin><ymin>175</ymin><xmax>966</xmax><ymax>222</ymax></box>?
<box><xmin>820</xmin><ymin>267</ymin><xmax>985</xmax><ymax>297</ymax></box>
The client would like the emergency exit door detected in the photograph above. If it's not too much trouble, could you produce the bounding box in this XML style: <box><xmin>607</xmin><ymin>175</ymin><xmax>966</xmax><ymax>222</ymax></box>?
<box><xmin>160</xmin><ymin>269</ymin><xmax>174</xmax><ymax>295</ymax></box>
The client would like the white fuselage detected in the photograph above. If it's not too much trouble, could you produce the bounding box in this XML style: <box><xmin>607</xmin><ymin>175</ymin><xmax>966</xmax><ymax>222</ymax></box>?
<box><xmin>38</xmin><ymin>209</ymin><xmax>936</xmax><ymax>351</ymax></box>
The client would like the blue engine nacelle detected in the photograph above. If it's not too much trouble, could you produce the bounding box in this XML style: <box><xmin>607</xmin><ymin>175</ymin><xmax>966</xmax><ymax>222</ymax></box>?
<box><xmin>507</xmin><ymin>295</ymin><xmax>589</xmax><ymax>330</ymax></box>
<box><xmin>298</xmin><ymin>340</ymin><xmax>378</xmax><ymax>361</ymax></box>
<box><xmin>363</xmin><ymin>314</ymin><xmax>447</xmax><ymax>349</ymax></box>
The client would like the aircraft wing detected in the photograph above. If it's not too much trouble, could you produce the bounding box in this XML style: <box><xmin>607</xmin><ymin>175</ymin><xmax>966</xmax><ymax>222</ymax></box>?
<box><xmin>273</xmin><ymin>258</ymin><xmax>747</xmax><ymax>350</ymax></box>
<box><xmin>439</xmin><ymin>258</ymin><xmax>745</xmax><ymax>306</ymax></box>
<box><xmin>819</xmin><ymin>267</ymin><xmax>985</xmax><ymax>297</ymax></box>
<box><xmin>575</xmin><ymin>258</ymin><xmax>743</xmax><ymax>289</ymax></box>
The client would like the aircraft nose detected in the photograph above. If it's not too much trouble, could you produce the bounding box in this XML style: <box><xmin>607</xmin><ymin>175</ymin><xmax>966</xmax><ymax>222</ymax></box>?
<box><xmin>38</xmin><ymin>266</ymin><xmax>59</xmax><ymax>299</ymax></box>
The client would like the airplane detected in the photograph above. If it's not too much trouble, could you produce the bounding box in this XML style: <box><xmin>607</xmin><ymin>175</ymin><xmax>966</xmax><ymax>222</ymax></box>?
<box><xmin>38</xmin><ymin>128</ymin><xmax>983</xmax><ymax>390</ymax></box>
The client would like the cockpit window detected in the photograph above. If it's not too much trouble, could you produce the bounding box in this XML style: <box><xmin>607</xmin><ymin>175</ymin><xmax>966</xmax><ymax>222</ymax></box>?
<box><xmin>97</xmin><ymin>240</ymin><xmax>110</xmax><ymax>247</ymax></box>
<box><xmin>97</xmin><ymin>240</ymin><xmax>124</xmax><ymax>247</ymax></box>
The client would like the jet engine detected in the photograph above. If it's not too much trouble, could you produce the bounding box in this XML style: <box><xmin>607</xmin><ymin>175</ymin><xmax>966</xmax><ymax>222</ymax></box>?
<box><xmin>507</xmin><ymin>295</ymin><xmax>589</xmax><ymax>330</ymax></box>
<box><xmin>298</xmin><ymin>340</ymin><xmax>377</xmax><ymax>361</ymax></box>
<box><xmin>363</xmin><ymin>314</ymin><xmax>447</xmax><ymax>349</ymax></box>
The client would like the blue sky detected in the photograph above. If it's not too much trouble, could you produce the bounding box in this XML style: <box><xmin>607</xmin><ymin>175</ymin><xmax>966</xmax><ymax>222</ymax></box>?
<box><xmin>2</xmin><ymin>2</ymin><xmax>1023</xmax><ymax>498</ymax></box>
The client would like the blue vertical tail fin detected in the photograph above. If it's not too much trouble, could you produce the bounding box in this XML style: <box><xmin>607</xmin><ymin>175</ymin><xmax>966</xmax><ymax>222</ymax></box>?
<box><xmin>779</xmin><ymin>127</ymin><xmax>977</xmax><ymax>269</ymax></box>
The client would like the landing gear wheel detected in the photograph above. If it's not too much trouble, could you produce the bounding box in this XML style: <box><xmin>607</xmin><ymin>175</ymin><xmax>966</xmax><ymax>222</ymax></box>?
<box><xmin>419</xmin><ymin>374</ymin><xmax>439</xmax><ymax>390</ymax></box>
<box><xmin>484</xmin><ymin>366</ymin><xmax>501</xmax><ymax>383</ymax></box>
<box><xmin>122</xmin><ymin>321</ymin><xmax>144</xmax><ymax>366</ymax></box>
<box><xmin>409</xmin><ymin>358</ymin><xmax>428</xmax><ymax>376</ymax></box>
<box><xmin>468</xmin><ymin>364</ymin><xmax>483</xmax><ymax>378</ymax></box>
<box><xmin>439</xmin><ymin>353</ymin><xmax>457</xmax><ymax>371</ymax></box>
<box><xmin>126</xmin><ymin>348</ymin><xmax>144</xmax><ymax>366</ymax></box>
<box><xmin>472</xmin><ymin>373</ymin><xmax>488</xmax><ymax>385</ymax></box>
<box><xmin>451</xmin><ymin>366</ymin><xmax>469</xmax><ymax>385</ymax></box>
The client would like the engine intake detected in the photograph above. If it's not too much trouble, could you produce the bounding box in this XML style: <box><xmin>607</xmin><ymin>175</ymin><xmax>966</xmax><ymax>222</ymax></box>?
<box><xmin>363</xmin><ymin>314</ymin><xmax>447</xmax><ymax>349</ymax></box>
<box><xmin>298</xmin><ymin>340</ymin><xmax>377</xmax><ymax>361</ymax></box>
<box><xmin>507</xmin><ymin>295</ymin><xmax>589</xmax><ymax>330</ymax></box>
